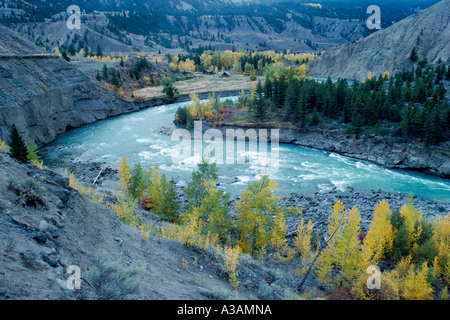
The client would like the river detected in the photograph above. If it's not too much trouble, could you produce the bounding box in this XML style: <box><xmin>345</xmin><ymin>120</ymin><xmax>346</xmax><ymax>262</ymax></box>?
<box><xmin>41</xmin><ymin>97</ymin><xmax>450</xmax><ymax>202</ymax></box>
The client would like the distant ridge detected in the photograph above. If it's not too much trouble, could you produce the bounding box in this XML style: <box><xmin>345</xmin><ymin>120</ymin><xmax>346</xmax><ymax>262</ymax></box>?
<box><xmin>306</xmin><ymin>0</ymin><xmax>450</xmax><ymax>80</ymax></box>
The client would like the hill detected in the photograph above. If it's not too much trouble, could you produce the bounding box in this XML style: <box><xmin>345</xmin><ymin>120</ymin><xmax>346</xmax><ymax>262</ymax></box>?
<box><xmin>306</xmin><ymin>0</ymin><xmax>450</xmax><ymax>80</ymax></box>
<box><xmin>0</xmin><ymin>151</ymin><xmax>260</xmax><ymax>300</ymax></box>
<box><xmin>1</xmin><ymin>0</ymin><xmax>440</xmax><ymax>54</ymax></box>
<box><xmin>0</xmin><ymin>26</ymin><xmax>137</xmax><ymax>146</ymax></box>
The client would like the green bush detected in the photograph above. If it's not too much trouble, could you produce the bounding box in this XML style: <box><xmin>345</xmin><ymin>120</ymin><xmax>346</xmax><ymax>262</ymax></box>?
<box><xmin>86</xmin><ymin>254</ymin><xmax>142</xmax><ymax>300</ymax></box>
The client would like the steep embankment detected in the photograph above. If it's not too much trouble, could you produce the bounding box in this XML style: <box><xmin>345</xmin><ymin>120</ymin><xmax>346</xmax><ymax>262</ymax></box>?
<box><xmin>306</xmin><ymin>0</ymin><xmax>450</xmax><ymax>80</ymax></box>
<box><xmin>0</xmin><ymin>26</ymin><xmax>139</xmax><ymax>146</ymax></box>
<box><xmin>0</xmin><ymin>151</ymin><xmax>258</xmax><ymax>300</ymax></box>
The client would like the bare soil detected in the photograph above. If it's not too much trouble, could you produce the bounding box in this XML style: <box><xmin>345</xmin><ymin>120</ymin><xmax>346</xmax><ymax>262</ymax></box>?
<box><xmin>133</xmin><ymin>74</ymin><xmax>256</xmax><ymax>99</ymax></box>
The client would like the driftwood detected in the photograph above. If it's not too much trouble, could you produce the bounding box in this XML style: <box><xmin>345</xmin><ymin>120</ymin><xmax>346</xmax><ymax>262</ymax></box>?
<box><xmin>92</xmin><ymin>168</ymin><xmax>105</xmax><ymax>185</ymax></box>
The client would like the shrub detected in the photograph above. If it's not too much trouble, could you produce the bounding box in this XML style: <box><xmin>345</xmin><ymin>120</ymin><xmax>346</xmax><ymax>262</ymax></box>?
<box><xmin>8</xmin><ymin>176</ymin><xmax>45</xmax><ymax>207</ymax></box>
<box><xmin>69</xmin><ymin>172</ymin><xmax>103</xmax><ymax>204</ymax></box>
<box><xmin>0</xmin><ymin>138</ymin><xmax>10</xmax><ymax>153</ymax></box>
<box><xmin>107</xmin><ymin>196</ymin><xmax>140</xmax><ymax>227</ymax></box>
<box><xmin>351</xmin><ymin>272</ymin><xmax>400</xmax><ymax>300</ymax></box>
<box><xmin>162</xmin><ymin>81</ymin><xmax>179</xmax><ymax>99</ymax></box>
<box><xmin>86</xmin><ymin>254</ymin><xmax>142</xmax><ymax>300</ymax></box>
<box><xmin>26</xmin><ymin>140</ymin><xmax>43</xmax><ymax>168</ymax></box>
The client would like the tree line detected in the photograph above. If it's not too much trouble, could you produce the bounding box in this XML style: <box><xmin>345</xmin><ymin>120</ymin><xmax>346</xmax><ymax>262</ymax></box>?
<box><xmin>250</xmin><ymin>63</ymin><xmax>449</xmax><ymax>146</ymax></box>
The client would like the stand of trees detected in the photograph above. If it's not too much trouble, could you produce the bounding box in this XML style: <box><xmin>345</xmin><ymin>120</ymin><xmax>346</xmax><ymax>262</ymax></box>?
<box><xmin>252</xmin><ymin>64</ymin><xmax>449</xmax><ymax>146</ymax></box>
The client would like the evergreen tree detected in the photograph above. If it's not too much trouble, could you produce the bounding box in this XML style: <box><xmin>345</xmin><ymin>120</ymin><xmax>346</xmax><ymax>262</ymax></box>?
<box><xmin>274</xmin><ymin>73</ymin><xmax>286</xmax><ymax>109</ymax></box>
<box><xmin>102</xmin><ymin>64</ymin><xmax>108</xmax><ymax>80</ymax></box>
<box><xmin>284</xmin><ymin>79</ymin><xmax>299</xmax><ymax>121</ymax></box>
<box><xmin>348</xmin><ymin>110</ymin><xmax>363</xmax><ymax>134</ymax></box>
<box><xmin>26</xmin><ymin>140</ymin><xmax>41</xmax><ymax>163</ymax></box>
<box><xmin>342</xmin><ymin>96</ymin><xmax>353</xmax><ymax>123</ymax></box>
<box><xmin>61</xmin><ymin>51</ymin><xmax>70</xmax><ymax>62</ymax></box>
<box><xmin>309</xmin><ymin>108</ymin><xmax>320</xmax><ymax>126</ymax></box>
<box><xmin>96</xmin><ymin>44</ymin><xmax>103</xmax><ymax>57</ymax></box>
<box><xmin>128</xmin><ymin>162</ymin><xmax>146</xmax><ymax>201</ymax></box>
<box><xmin>253</xmin><ymin>79</ymin><xmax>266</xmax><ymax>122</ymax></box>
<box><xmin>409</xmin><ymin>47</ymin><xmax>419</xmax><ymax>62</ymax></box>
<box><xmin>159</xmin><ymin>176</ymin><xmax>180</xmax><ymax>222</ymax></box>
<box><xmin>294</xmin><ymin>98</ymin><xmax>306</xmax><ymax>128</ymax></box>
<box><xmin>111</xmin><ymin>70</ymin><xmax>119</xmax><ymax>87</ymax></box>
<box><xmin>162</xmin><ymin>81</ymin><xmax>179</xmax><ymax>99</ymax></box>
<box><xmin>68</xmin><ymin>42</ymin><xmax>76</xmax><ymax>56</ymax></box>
<box><xmin>9</xmin><ymin>124</ymin><xmax>28</xmax><ymax>163</ymax></box>
<box><xmin>263</xmin><ymin>77</ymin><xmax>273</xmax><ymax>101</ymax></box>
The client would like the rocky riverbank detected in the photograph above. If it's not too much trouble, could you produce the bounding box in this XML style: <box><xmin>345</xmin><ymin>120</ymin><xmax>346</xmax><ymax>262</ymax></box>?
<box><xmin>52</xmin><ymin>159</ymin><xmax>450</xmax><ymax>238</ymax></box>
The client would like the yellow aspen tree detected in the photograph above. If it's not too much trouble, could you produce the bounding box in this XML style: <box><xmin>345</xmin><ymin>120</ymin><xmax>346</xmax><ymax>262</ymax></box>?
<box><xmin>294</xmin><ymin>218</ymin><xmax>314</xmax><ymax>274</ymax></box>
<box><xmin>236</xmin><ymin>176</ymin><xmax>280</xmax><ymax>257</ymax></box>
<box><xmin>224</xmin><ymin>245</ymin><xmax>241</xmax><ymax>290</ymax></box>
<box><xmin>316</xmin><ymin>201</ymin><xmax>362</xmax><ymax>288</ymax></box>
<box><xmin>294</xmin><ymin>218</ymin><xmax>314</xmax><ymax>257</ymax></box>
<box><xmin>400</xmin><ymin>195</ymin><xmax>423</xmax><ymax>252</ymax></box>
<box><xmin>0</xmin><ymin>138</ymin><xmax>10</xmax><ymax>153</ymax></box>
<box><xmin>178</xmin><ymin>207</ymin><xmax>202</xmax><ymax>246</ymax></box>
<box><xmin>271</xmin><ymin>212</ymin><xmax>295</xmax><ymax>262</ymax></box>
<box><xmin>316</xmin><ymin>200</ymin><xmax>346</xmax><ymax>285</ymax></box>
<box><xmin>401</xmin><ymin>262</ymin><xmax>433</xmax><ymax>300</ymax></box>
<box><xmin>360</xmin><ymin>200</ymin><xmax>395</xmax><ymax>270</ymax></box>
<box><xmin>432</xmin><ymin>213</ymin><xmax>450</xmax><ymax>285</ymax></box>
<box><xmin>107</xmin><ymin>196</ymin><xmax>140</xmax><ymax>227</ymax></box>
<box><xmin>118</xmin><ymin>155</ymin><xmax>131</xmax><ymax>193</ymax></box>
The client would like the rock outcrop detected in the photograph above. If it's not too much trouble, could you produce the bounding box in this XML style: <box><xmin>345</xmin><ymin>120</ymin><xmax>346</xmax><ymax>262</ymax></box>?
<box><xmin>0</xmin><ymin>26</ymin><xmax>138</xmax><ymax>146</ymax></box>
<box><xmin>306</xmin><ymin>0</ymin><xmax>450</xmax><ymax>80</ymax></box>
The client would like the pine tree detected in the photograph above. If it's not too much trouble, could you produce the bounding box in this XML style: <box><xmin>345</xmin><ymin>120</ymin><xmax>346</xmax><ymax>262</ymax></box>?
<box><xmin>263</xmin><ymin>77</ymin><xmax>273</xmax><ymax>101</ymax></box>
<box><xmin>253</xmin><ymin>79</ymin><xmax>266</xmax><ymax>122</ymax></box>
<box><xmin>9</xmin><ymin>124</ymin><xmax>28</xmax><ymax>163</ymax></box>
<box><xmin>96</xmin><ymin>44</ymin><xmax>103</xmax><ymax>57</ymax></box>
<box><xmin>128</xmin><ymin>162</ymin><xmax>146</xmax><ymax>200</ymax></box>
<box><xmin>294</xmin><ymin>98</ymin><xmax>306</xmax><ymax>128</ymax></box>
<box><xmin>102</xmin><ymin>64</ymin><xmax>108</xmax><ymax>80</ymax></box>
<box><xmin>159</xmin><ymin>175</ymin><xmax>180</xmax><ymax>222</ymax></box>
<box><xmin>342</xmin><ymin>96</ymin><xmax>353</xmax><ymax>123</ymax></box>
<box><xmin>284</xmin><ymin>79</ymin><xmax>299</xmax><ymax>120</ymax></box>
<box><xmin>61</xmin><ymin>51</ymin><xmax>70</xmax><ymax>62</ymax></box>
<box><xmin>309</xmin><ymin>107</ymin><xmax>320</xmax><ymax>126</ymax></box>
<box><xmin>409</xmin><ymin>47</ymin><xmax>419</xmax><ymax>62</ymax></box>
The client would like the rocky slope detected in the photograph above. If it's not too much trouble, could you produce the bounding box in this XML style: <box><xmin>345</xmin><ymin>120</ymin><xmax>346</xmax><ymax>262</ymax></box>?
<box><xmin>0</xmin><ymin>151</ymin><xmax>264</xmax><ymax>300</ymax></box>
<box><xmin>306</xmin><ymin>0</ymin><xmax>450</xmax><ymax>80</ymax></box>
<box><xmin>0</xmin><ymin>26</ymin><xmax>142</xmax><ymax>147</ymax></box>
